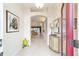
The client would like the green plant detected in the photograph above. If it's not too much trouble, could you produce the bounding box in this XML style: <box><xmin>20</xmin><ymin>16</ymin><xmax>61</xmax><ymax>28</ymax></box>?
<box><xmin>23</xmin><ymin>39</ymin><xmax>29</xmax><ymax>48</ymax></box>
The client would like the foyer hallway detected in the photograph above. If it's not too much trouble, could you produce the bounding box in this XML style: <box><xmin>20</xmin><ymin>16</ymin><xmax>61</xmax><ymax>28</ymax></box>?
<box><xmin>16</xmin><ymin>35</ymin><xmax>61</xmax><ymax>56</ymax></box>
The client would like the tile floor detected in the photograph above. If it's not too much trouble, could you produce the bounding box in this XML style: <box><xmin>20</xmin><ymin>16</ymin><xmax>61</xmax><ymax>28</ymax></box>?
<box><xmin>16</xmin><ymin>35</ymin><xmax>61</xmax><ymax>56</ymax></box>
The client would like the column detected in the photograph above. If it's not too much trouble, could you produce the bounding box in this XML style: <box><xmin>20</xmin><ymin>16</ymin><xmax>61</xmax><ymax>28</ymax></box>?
<box><xmin>66</xmin><ymin>3</ymin><xmax>74</xmax><ymax>56</ymax></box>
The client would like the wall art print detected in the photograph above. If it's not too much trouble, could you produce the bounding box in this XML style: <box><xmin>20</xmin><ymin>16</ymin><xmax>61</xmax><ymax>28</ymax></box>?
<box><xmin>74</xmin><ymin>18</ymin><xmax>77</xmax><ymax>30</ymax></box>
<box><xmin>6</xmin><ymin>10</ymin><xmax>19</xmax><ymax>33</ymax></box>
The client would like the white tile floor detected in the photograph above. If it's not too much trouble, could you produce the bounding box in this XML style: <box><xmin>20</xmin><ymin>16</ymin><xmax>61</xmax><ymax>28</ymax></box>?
<box><xmin>16</xmin><ymin>35</ymin><xmax>61</xmax><ymax>56</ymax></box>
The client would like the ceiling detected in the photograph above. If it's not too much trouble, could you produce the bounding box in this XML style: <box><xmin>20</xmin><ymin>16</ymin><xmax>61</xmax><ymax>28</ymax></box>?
<box><xmin>20</xmin><ymin>3</ymin><xmax>62</xmax><ymax>12</ymax></box>
<box><xmin>31</xmin><ymin>15</ymin><xmax>47</xmax><ymax>26</ymax></box>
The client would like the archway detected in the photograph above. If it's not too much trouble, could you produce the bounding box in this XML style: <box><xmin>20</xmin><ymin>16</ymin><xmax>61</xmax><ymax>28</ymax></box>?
<box><xmin>31</xmin><ymin>15</ymin><xmax>47</xmax><ymax>44</ymax></box>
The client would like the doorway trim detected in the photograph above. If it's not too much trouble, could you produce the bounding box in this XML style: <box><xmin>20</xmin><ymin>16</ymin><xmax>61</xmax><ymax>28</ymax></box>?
<box><xmin>61</xmin><ymin>3</ymin><xmax>64</xmax><ymax>56</ymax></box>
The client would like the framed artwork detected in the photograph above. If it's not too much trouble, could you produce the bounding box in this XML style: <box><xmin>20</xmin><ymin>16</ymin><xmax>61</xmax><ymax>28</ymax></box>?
<box><xmin>74</xmin><ymin>18</ymin><xmax>77</xmax><ymax>30</ymax></box>
<box><xmin>6</xmin><ymin>10</ymin><xmax>19</xmax><ymax>33</ymax></box>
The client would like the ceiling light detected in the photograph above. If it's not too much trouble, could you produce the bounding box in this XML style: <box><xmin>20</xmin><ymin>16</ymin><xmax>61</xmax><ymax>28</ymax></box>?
<box><xmin>35</xmin><ymin>3</ymin><xmax>44</xmax><ymax>8</ymax></box>
<box><xmin>40</xmin><ymin>17</ymin><xmax>46</xmax><ymax>22</ymax></box>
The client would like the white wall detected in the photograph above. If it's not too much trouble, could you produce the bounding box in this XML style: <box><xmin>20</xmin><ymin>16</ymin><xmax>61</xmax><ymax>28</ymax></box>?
<box><xmin>0</xmin><ymin>5</ymin><xmax>1</xmax><ymax>39</ymax></box>
<box><xmin>29</xmin><ymin>4</ymin><xmax>62</xmax><ymax>45</ymax></box>
<box><xmin>3</xmin><ymin>3</ymin><xmax>62</xmax><ymax>56</ymax></box>
<box><xmin>0</xmin><ymin>3</ymin><xmax>3</xmax><ymax>54</ymax></box>
<box><xmin>26</xmin><ymin>12</ymin><xmax>48</xmax><ymax>45</ymax></box>
<box><xmin>73</xmin><ymin>4</ymin><xmax>78</xmax><ymax>56</ymax></box>
<box><xmin>3</xmin><ymin>3</ymin><xmax>30</xmax><ymax>56</ymax></box>
<box><xmin>3</xmin><ymin>3</ymin><xmax>49</xmax><ymax>55</ymax></box>
<box><xmin>31</xmin><ymin>21</ymin><xmax>41</xmax><ymax>26</ymax></box>
<box><xmin>0</xmin><ymin>4</ymin><xmax>3</xmax><ymax>39</ymax></box>
<box><xmin>47</xmin><ymin>4</ymin><xmax>62</xmax><ymax>45</ymax></box>
<box><xmin>78</xmin><ymin>3</ymin><xmax>79</xmax><ymax>56</ymax></box>
<box><xmin>43</xmin><ymin>20</ymin><xmax>47</xmax><ymax>41</ymax></box>
<box><xmin>22</xmin><ymin>12</ymin><xmax>31</xmax><ymax>46</ymax></box>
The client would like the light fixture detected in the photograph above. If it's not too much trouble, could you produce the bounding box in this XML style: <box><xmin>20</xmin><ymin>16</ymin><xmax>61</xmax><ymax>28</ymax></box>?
<box><xmin>40</xmin><ymin>16</ymin><xmax>46</xmax><ymax>22</ymax></box>
<box><xmin>35</xmin><ymin>3</ymin><xmax>44</xmax><ymax>8</ymax></box>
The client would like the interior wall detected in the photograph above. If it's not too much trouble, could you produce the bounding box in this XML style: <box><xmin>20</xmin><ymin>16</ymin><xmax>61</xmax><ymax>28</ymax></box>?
<box><xmin>0</xmin><ymin>3</ymin><xmax>3</xmax><ymax>55</ymax></box>
<box><xmin>73</xmin><ymin>3</ymin><xmax>78</xmax><ymax>56</ymax></box>
<box><xmin>23</xmin><ymin>12</ymin><xmax>31</xmax><ymax>46</ymax></box>
<box><xmin>0</xmin><ymin>4</ymin><xmax>2</xmax><ymax>39</ymax></box>
<box><xmin>3</xmin><ymin>4</ymin><xmax>49</xmax><ymax>55</ymax></box>
<box><xmin>0</xmin><ymin>3</ymin><xmax>3</xmax><ymax>40</ymax></box>
<box><xmin>29</xmin><ymin>12</ymin><xmax>48</xmax><ymax>45</ymax></box>
<box><xmin>78</xmin><ymin>3</ymin><xmax>79</xmax><ymax>56</ymax></box>
<box><xmin>27</xmin><ymin>4</ymin><xmax>62</xmax><ymax>45</ymax></box>
<box><xmin>47</xmin><ymin>4</ymin><xmax>62</xmax><ymax>45</ymax></box>
<box><xmin>31</xmin><ymin>15</ymin><xmax>47</xmax><ymax>40</ymax></box>
<box><xmin>3</xmin><ymin>3</ymin><xmax>63</xmax><ymax>55</ymax></box>
<box><xmin>74</xmin><ymin>4</ymin><xmax>77</xmax><ymax>18</ymax></box>
<box><xmin>0</xmin><ymin>5</ymin><xmax>1</xmax><ymax>39</ymax></box>
<box><xmin>43</xmin><ymin>20</ymin><xmax>47</xmax><ymax>41</ymax></box>
<box><xmin>29</xmin><ymin>4</ymin><xmax>62</xmax><ymax>45</ymax></box>
<box><xmin>3</xmin><ymin>3</ymin><xmax>29</xmax><ymax>56</ymax></box>
<box><xmin>31</xmin><ymin>21</ymin><xmax>41</xmax><ymax>26</ymax></box>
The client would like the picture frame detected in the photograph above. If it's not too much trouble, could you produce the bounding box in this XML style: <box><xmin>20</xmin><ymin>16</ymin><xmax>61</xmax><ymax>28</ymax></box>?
<box><xmin>6</xmin><ymin>10</ymin><xmax>19</xmax><ymax>33</ymax></box>
<box><xmin>74</xmin><ymin>18</ymin><xmax>77</xmax><ymax>30</ymax></box>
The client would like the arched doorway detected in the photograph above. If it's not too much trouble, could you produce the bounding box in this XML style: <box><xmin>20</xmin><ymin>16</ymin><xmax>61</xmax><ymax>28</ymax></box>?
<box><xmin>31</xmin><ymin>15</ymin><xmax>47</xmax><ymax>43</ymax></box>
